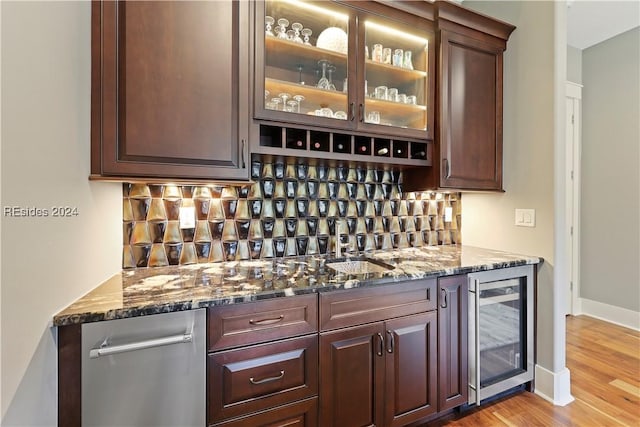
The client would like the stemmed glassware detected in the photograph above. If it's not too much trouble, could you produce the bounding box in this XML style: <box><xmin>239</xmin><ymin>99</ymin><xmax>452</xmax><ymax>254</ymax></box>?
<box><xmin>327</xmin><ymin>65</ymin><xmax>337</xmax><ymax>91</ymax></box>
<box><xmin>296</xmin><ymin>65</ymin><xmax>305</xmax><ymax>85</ymax></box>
<box><xmin>291</xmin><ymin>23</ymin><xmax>304</xmax><ymax>43</ymax></box>
<box><xmin>270</xmin><ymin>97</ymin><xmax>282</xmax><ymax>111</ymax></box>
<box><xmin>301</xmin><ymin>28</ymin><xmax>312</xmax><ymax>46</ymax></box>
<box><xmin>287</xmin><ymin>100</ymin><xmax>298</xmax><ymax>113</ymax></box>
<box><xmin>265</xmin><ymin>16</ymin><xmax>275</xmax><ymax>37</ymax></box>
<box><xmin>276</xmin><ymin>18</ymin><xmax>289</xmax><ymax>39</ymax></box>
<box><xmin>293</xmin><ymin>95</ymin><xmax>305</xmax><ymax>113</ymax></box>
<box><xmin>316</xmin><ymin>60</ymin><xmax>330</xmax><ymax>90</ymax></box>
<box><xmin>279</xmin><ymin>93</ymin><xmax>291</xmax><ymax>112</ymax></box>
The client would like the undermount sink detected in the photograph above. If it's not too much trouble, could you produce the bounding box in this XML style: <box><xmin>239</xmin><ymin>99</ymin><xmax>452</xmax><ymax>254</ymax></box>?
<box><xmin>325</xmin><ymin>257</ymin><xmax>395</xmax><ymax>275</ymax></box>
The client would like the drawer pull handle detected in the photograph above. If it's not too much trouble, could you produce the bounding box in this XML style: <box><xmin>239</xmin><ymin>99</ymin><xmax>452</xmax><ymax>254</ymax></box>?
<box><xmin>386</xmin><ymin>330</ymin><xmax>394</xmax><ymax>354</ymax></box>
<box><xmin>249</xmin><ymin>370</ymin><xmax>285</xmax><ymax>385</ymax></box>
<box><xmin>249</xmin><ymin>315</ymin><xmax>284</xmax><ymax>325</ymax></box>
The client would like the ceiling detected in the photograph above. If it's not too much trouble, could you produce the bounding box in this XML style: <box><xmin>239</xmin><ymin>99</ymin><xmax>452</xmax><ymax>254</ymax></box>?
<box><xmin>567</xmin><ymin>0</ymin><xmax>640</xmax><ymax>49</ymax></box>
<box><xmin>457</xmin><ymin>0</ymin><xmax>640</xmax><ymax>50</ymax></box>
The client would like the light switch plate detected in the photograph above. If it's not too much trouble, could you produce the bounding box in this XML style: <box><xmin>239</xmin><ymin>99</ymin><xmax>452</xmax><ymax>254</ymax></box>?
<box><xmin>179</xmin><ymin>206</ymin><xmax>196</xmax><ymax>229</ymax></box>
<box><xmin>444</xmin><ymin>207</ymin><xmax>453</xmax><ymax>223</ymax></box>
<box><xmin>515</xmin><ymin>208</ymin><xmax>535</xmax><ymax>227</ymax></box>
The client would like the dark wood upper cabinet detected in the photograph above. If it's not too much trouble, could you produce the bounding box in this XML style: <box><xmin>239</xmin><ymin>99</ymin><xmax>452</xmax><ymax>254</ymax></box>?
<box><xmin>437</xmin><ymin>29</ymin><xmax>504</xmax><ymax>190</ymax></box>
<box><xmin>438</xmin><ymin>274</ymin><xmax>469</xmax><ymax>412</ymax></box>
<box><xmin>91</xmin><ymin>1</ymin><xmax>250</xmax><ymax>182</ymax></box>
<box><xmin>404</xmin><ymin>2</ymin><xmax>515</xmax><ymax>191</ymax></box>
<box><xmin>251</xmin><ymin>0</ymin><xmax>436</xmax><ymax>167</ymax></box>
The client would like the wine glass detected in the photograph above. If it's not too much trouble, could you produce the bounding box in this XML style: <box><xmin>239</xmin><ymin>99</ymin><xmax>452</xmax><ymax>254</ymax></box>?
<box><xmin>286</xmin><ymin>30</ymin><xmax>295</xmax><ymax>41</ymax></box>
<box><xmin>316</xmin><ymin>60</ymin><xmax>330</xmax><ymax>90</ymax></box>
<box><xmin>327</xmin><ymin>65</ymin><xmax>337</xmax><ymax>91</ymax></box>
<box><xmin>293</xmin><ymin>95</ymin><xmax>305</xmax><ymax>113</ymax></box>
<box><xmin>296</xmin><ymin>65</ymin><xmax>305</xmax><ymax>85</ymax></box>
<box><xmin>277</xmin><ymin>18</ymin><xmax>289</xmax><ymax>39</ymax></box>
<box><xmin>279</xmin><ymin>93</ymin><xmax>291</xmax><ymax>112</ymax></box>
<box><xmin>270</xmin><ymin>97</ymin><xmax>282</xmax><ymax>111</ymax></box>
<box><xmin>301</xmin><ymin>28</ymin><xmax>312</xmax><ymax>46</ymax></box>
<box><xmin>287</xmin><ymin>100</ymin><xmax>298</xmax><ymax>113</ymax></box>
<box><xmin>291</xmin><ymin>23</ymin><xmax>304</xmax><ymax>43</ymax></box>
<box><xmin>265</xmin><ymin>16</ymin><xmax>275</xmax><ymax>37</ymax></box>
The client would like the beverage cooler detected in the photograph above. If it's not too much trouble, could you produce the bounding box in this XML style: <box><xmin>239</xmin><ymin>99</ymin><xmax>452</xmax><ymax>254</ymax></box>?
<box><xmin>468</xmin><ymin>265</ymin><xmax>535</xmax><ymax>405</ymax></box>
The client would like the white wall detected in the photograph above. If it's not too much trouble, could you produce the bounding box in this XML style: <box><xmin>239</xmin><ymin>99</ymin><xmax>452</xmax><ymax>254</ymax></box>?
<box><xmin>1</xmin><ymin>2</ymin><xmax>121</xmax><ymax>425</ymax></box>
<box><xmin>567</xmin><ymin>45</ymin><xmax>582</xmax><ymax>84</ymax></box>
<box><xmin>581</xmin><ymin>27</ymin><xmax>640</xmax><ymax>315</ymax></box>
<box><xmin>462</xmin><ymin>0</ymin><xmax>572</xmax><ymax>404</ymax></box>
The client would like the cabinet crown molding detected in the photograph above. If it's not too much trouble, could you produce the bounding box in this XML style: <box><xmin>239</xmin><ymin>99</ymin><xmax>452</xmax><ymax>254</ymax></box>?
<box><xmin>434</xmin><ymin>0</ymin><xmax>516</xmax><ymax>42</ymax></box>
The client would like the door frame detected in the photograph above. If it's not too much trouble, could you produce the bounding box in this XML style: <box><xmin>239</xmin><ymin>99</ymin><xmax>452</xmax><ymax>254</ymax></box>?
<box><xmin>565</xmin><ymin>81</ymin><xmax>582</xmax><ymax>315</ymax></box>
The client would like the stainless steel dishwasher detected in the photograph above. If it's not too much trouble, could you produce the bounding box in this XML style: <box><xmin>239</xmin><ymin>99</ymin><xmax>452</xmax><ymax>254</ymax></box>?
<box><xmin>81</xmin><ymin>309</ymin><xmax>206</xmax><ymax>426</ymax></box>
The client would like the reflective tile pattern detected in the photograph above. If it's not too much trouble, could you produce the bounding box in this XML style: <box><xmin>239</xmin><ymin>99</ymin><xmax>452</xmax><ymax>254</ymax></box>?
<box><xmin>122</xmin><ymin>163</ymin><xmax>462</xmax><ymax>268</ymax></box>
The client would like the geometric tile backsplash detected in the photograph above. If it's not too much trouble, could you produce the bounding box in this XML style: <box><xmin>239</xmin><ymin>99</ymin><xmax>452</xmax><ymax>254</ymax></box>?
<box><xmin>122</xmin><ymin>161</ymin><xmax>462</xmax><ymax>268</ymax></box>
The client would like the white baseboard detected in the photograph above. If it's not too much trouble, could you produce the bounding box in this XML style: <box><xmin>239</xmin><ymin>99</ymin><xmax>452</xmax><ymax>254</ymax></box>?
<box><xmin>578</xmin><ymin>298</ymin><xmax>640</xmax><ymax>331</ymax></box>
<box><xmin>534</xmin><ymin>365</ymin><xmax>574</xmax><ymax>406</ymax></box>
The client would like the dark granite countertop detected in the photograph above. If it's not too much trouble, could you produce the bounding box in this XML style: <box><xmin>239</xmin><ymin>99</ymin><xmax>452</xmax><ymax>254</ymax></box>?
<box><xmin>53</xmin><ymin>245</ymin><xmax>542</xmax><ymax>326</ymax></box>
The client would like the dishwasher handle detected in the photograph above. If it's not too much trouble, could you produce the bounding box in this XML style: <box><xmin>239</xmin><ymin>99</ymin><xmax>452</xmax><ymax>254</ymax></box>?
<box><xmin>89</xmin><ymin>332</ymin><xmax>193</xmax><ymax>359</ymax></box>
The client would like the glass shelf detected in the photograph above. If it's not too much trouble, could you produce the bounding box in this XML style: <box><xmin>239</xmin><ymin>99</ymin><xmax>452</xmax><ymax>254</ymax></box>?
<box><xmin>265</xmin><ymin>78</ymin><xmax>348</xmax><ymax>120</ymax></box>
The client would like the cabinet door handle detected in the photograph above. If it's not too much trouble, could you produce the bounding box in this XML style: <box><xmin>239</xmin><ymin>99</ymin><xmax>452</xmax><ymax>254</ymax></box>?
<box><xmin>441</xmin><ymin>288</ymin><xmax>448</xmax><ymax>308</ymax></box>
<box><xmin>359</xmin><ymin>104</ymin><xmax>364</xmax><ymax>122</ymax></box>
<box><xmin>249</xmin><ymin>315</ymin><xmax>284</xmax><ymax>325</ymax></box>
<box><xmin>349</xmin><ymin>102</ymin><xmax>355</xmax><ymax>121</ymax></box>
<box><xmin>376</xmin><ymin>332</ymin><xmax>384</xmax><ymax>357</ymax></box>
<box><xmin>249</xmin><ymin>370</ymin><xmax>284</xmax><ymax>385</ymax></box>
<box><xmin>443</xmin><ymin>158</ymin><xmax>450</xmax><ymax>179</ymax></box>
<box><xmin>386</xmin><ymin>330</ymin><xmax>394</xmax><ymax>354</ymax></box>
<box><xmin>241</xmin><ymin>139</ymin><xmax>246</xmax><ymax>169</ymax></box>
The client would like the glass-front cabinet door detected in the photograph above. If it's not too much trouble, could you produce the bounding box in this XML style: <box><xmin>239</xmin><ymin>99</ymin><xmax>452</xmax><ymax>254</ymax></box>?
<box><xmin>255</xmin><ymin>0</ymin><xmax>435</xmax><ymax>142</ymax></box>
<box><xmin>359</xmin><ymin>12</ymin><xmax>434</xmax><ymax>140</ymax></box>
<box><xmin>256</xmin><ymin>0</ymin><xmax>355</xmax><ymax>129</ymax></box>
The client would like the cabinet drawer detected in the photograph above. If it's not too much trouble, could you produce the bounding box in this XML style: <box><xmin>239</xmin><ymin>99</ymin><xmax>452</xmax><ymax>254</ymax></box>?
<box><xmin>208</xmin><ymin>294</ymin><xmax>318</xmax><ymax>351</ymax></box>
<box><xmin>208</xmin><ymin>335</ymin><xmax>318</xmax><ymax>423</ymax></box>
<box><xmin>211</xmin><ymin>397</ymin><xmax>317</xmax><ymax>427</ymax></box>
<box><xmin>319</xmin><ymin>279</ymin><xmax>436</xmax><ymax>331</ymax></box>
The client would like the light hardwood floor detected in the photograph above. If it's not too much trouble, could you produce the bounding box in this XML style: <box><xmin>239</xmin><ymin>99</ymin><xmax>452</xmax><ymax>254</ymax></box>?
<box><xmin>430</xmin><ymin>315</ymin><xmax>640</xmax><ymax>426</ymax></box>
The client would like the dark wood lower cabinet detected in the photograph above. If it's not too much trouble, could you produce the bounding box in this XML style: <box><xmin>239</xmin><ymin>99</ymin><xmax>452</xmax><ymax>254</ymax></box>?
<box><xmin>58</xmin><ymin>278</ymin><xmax>471</xmax><ymax>427</ymax></box>
<box><xmin>438</xmin><ymin>275</ymin><xmax>469</xmax><ymax>411</ymax></box>
<box><xmin>208</xmin><ymin>335</ymin><xmax>318</xmax><ymax>424</ymax></box>
<box><xmin>212</xmin><ymin>397</ymin><xmax>318</xmax><ymax>427</ymax></box>
<box><xmin>57</xmin><ymin>324</ymin><xmax>81</xmax><ymax>427</ymax></box>
<box><xmin>385</xmin><ymin>312</ymin><xmax>438</xmax><ymax>427</ymax></box>
<box><xmin>319</xmin><ymin>323</ymin><xmax>385</xmax><ymax>427</ymax></box>
<box><xmin>319</xmin><ymin>312</ymin><xmax>439</xmax><ymax>427</ymax></box>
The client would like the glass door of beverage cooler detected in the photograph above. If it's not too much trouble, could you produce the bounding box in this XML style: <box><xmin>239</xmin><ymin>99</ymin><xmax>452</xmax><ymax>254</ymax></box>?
<box><xmin>256</xmin><ymin>0</ymin><xmax>354</xmax><ymax>129</ymax></box>
<box><xmin>360</xmin><ymin>15</ymin><xmax>433</xmax><ymax>140</ymax></box>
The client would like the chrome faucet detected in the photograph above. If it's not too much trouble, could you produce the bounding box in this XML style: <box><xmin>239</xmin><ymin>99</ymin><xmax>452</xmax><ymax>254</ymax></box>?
<box><xmin>335</xmin><ymin>219</ymin><xmax>350</xmax><ymax>258</ymax></box>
